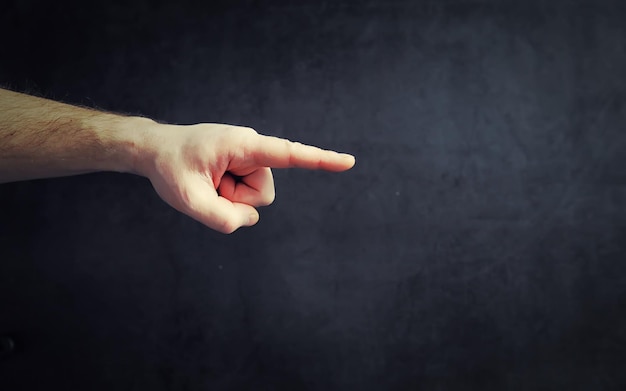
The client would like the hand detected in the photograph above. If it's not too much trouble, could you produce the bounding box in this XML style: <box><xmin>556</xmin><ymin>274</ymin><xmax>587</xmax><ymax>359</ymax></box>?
<box><xmin>138</xmin><ymin>123</ymin><xmax>355</xmax><ymax>233</ymax></box>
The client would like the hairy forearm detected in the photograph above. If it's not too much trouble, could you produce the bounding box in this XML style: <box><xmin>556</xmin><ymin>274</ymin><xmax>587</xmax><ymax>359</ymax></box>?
<box><xmin>0</xmin><ymin>88</ymin><xmax>150</xmax><ymax>183</ymax></box>
<box><xmin>0</xmin><ymin>87</ymin><xmax>355</xmax><ymax>232</ymax></box>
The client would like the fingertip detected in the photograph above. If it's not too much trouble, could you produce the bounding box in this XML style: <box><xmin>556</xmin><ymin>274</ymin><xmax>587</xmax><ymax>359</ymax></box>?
<box><xmin>325</xmin><ymin>152</ymin><xmax>355</xmax><ymax>171</ymax></box>
<box><xmin>341</xmin><ymin>153</ymin><xmax>356</xmax><ymax>169</ymax></box>
<box><xmin>248</xmin><ymin>211</ymin><xmax>260</xmax><ymax>226</ymax></box>
<box><xmin>231</xmin><ymin>202</ymin><xmax>259</xmax><ymax>228</ymax></box>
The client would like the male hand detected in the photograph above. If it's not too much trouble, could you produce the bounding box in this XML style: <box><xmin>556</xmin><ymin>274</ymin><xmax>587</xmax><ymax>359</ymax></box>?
<box><xmin>139</xmin><ymin>123</ymin><xmax>355</xmax><ymax>233</ymax></box>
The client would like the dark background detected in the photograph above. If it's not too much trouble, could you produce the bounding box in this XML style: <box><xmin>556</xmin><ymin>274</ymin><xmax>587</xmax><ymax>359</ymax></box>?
<box><xmin>1</xmin><ymin>0</ymin><xmax>626</xmax><ymax>389</ymax></box>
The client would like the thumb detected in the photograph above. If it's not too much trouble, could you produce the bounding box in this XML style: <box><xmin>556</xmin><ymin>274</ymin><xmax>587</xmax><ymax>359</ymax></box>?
<box><xmin>183</xmin><ymin>176</ymin><xmax>260</xmax><ymax>234</ymax></box>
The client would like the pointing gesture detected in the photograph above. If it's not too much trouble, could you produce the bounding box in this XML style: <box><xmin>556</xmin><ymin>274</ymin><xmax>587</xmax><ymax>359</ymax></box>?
<box><xmin>141</xmin><ymin>124</ymin><xmax>355</xmax><ymax>233</ymax></box>
<box><xmin>0</xmin><ymin>88</ymin><xmax>354</xmax><ymax>233</ymax></box>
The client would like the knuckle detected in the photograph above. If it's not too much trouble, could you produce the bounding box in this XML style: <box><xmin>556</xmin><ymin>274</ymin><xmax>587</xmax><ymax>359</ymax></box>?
<box><xmin>283</xmin><ymin>139</ymin><xmax>295</xmax><ymax>166</ymax></box>
<box><xmin>239</xmin><ymin>126</ymin><xmax>258</xmax><ymax>136</ymax></box>
<box><xmin>232</xmin><ymin>127</ymin><xmax>258</xmax><ymax>153</ymax></box>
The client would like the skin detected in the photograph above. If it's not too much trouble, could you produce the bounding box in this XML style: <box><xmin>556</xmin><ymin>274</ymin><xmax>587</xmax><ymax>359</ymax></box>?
<box><xmin>0</xmin><ymin>88</ymin><xmax>355</xmax><ymax>233</ymax></box>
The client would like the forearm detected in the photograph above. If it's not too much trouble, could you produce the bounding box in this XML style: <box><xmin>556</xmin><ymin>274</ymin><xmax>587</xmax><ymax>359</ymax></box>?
<box><xmin>0</xmin><ymin>87</ymin><xmax>354</xmax><ymax>232</ymax></box>
<box><xmin>0</xmin><ymin>88</ymin><xmax>149</xmax><ymax>183</ymax></box>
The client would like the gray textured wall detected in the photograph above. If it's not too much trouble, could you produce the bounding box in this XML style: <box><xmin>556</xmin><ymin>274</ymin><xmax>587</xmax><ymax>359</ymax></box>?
<box><xmin>1</xmin><ymin>0</ymin><xmax>626</xmax><ymax>389</ymax></box>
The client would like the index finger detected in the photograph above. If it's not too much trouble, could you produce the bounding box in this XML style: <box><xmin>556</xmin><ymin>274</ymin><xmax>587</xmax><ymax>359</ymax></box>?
<box><xmin>249</xmin><ymin>135</ymin><xmax>356</xmax><ymax>171</ymax></box>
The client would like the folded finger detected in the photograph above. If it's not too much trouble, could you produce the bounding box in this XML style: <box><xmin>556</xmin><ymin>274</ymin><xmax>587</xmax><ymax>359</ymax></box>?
<box><xmin>185</xmin><ymin>176</ymin><xmax>259</xmax><ymax>233</ymax></box>
<box><xmin>218</xmin><ymin>168</ymin><xmax>275</xmax><ymax>207</ymax></box>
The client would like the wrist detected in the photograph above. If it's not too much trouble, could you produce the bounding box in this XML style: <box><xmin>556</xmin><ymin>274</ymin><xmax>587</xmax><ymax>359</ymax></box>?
<box><xmin>87</xmin><ymin>114</ymin><xmax>158</xmax><ymax>177</ymax></box>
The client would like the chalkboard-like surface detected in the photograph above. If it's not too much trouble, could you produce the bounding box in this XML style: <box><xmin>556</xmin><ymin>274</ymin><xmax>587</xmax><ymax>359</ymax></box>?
<box><xmin>1</xmin><ymin>1</ymin><xmax>625</xmax><ymax>389</ymax></box>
